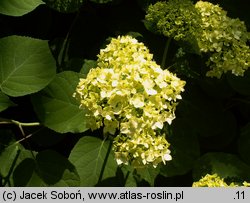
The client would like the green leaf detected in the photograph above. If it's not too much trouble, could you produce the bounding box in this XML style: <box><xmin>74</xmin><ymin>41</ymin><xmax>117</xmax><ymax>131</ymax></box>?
<box><xmin>13</xmin><ymin>150</ymin><xmax>80</xmax><ymax>186</ymax></box>
<box><xmin>192</xmin><ymin>152</ymin><xmax>250</xmax><ymax>182</ymax></box>
<box><xmin>0</xmin><ymin>130</ymin><xmax>31</xmax><ymax>177</ymax></box>
<box><xmin>9</xmin><ymin>149</ymin><xmax>36</xmax><ymax>186</ymax></box>
<box><xmin>0</xmin><ymin>130</ymin><xmax>19</xmax><ymax>177</ymax></box>
<box><xmin>238</xmin><ymin>122</ymin><xmax>250</xmax><ymax>166</ymax></box>
<box><xmin>0</xmin><ymin>130</ymin><xmax>34</xmax><ymax>186</ymax></box>
<box><xmin>69</xmin><ymin>136</ymin><xmax>118</xmax><ymax>186</ymax></box>
<box><xmin>227</xmin><ymin>69</ymin><xmax>250</xmax><ymax>96</ymax></box>
<box><xmin>80</xmin><ymin>59</ymin><xmax>97</xmax><ymax>77</ymax></box>
<box><xmin>0</xmin><ymin>0</ymin><xmax>44</xmax><ymax>16</ymax></box>
<box><xmin>0</xmin><ymin>144</ymin><xmax>21</xmax><ymax>179</ymax></box>
<box><xmin>160</xmin><ymin>119</ymin><xmax>200</xmax><ymax>177</ymax></box>
<box><xmin>0</xmin><ymin>130</ymin><xmax>13</xmax><ymax>153</ymax></box>
<box><xmin>31</xmin><ymin>71</ymin><xmax>89</xmax><ymax>133</ymax></box>
<box><xmin>0</xmin><ymin>91</ymin><xmax>15</xmax><ymax>112</ymax></box>
<box><xmin>136</xmin><ymin>165</ymin><xmax>160</xmax><ymax>186</ymax></box>
<box><xmin>0</xmin><ymin>36</ymin><xmax>56</xmax><ymax>97</ymax></box>
<box><xmin>126</xmin><ymin>32</ymin><xmax>143</xmax><ymax>39</ymax></box>
<box><xmin>124</xmin><ymin>173</ymin><xmax>137</xmax><ymax>187</ymax></box>
<box><xmin>176</xmin><ymin>37</ymin><xmax>201</xmax><ymax>55</ymax></box>
<box><xmin>43</xmin><ymin>0</ymin><xmax>85</xmax><ymax>13</ymax></box>
<box><xmin>121</xmin><ymin>166</ymin><xmax>137</xmax><ymax>187</ymax></box>
<box><xmin>36</xmin><ymin>150</ymin><xmax>79</xmax><ymax>186</ymax></box>
<box><xmin>96</xmin><ymin>167</ymin><xmax>135</xmax><ymax>186</ymax></box>
<box><xmin>143</xmin><ymin>20</ymin><xmax>159</xmax><ymax>35</ymax></box>
<box><xmin>12</xmin><ymin>159</ymin><xmax>38</xmax><ymax>186</ymax></box>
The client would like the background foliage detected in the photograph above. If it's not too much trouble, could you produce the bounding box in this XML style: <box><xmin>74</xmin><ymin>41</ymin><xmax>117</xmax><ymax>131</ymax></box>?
<box><xmin>0</xmin><ymin>0</ymin><xmax>250</xmax><ymax>186</ymax></box>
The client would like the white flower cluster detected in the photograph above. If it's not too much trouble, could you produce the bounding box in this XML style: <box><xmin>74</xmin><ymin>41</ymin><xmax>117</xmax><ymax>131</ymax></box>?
<box><xmin>74</xmin><ymin>35</ymin><xmax>185</xmax><ymax>168</ymax></box>
<box><xmin>145</xmin><ymin>0</ymin><xmax>250</xmax><ymax>78</ymax></box>
<box><xmin>193</xmin><ymin>173</ymin><xmax>250</xmax><ymax>187</ymax></box>
<box><xmin>145</xmin><ymin>0</ymin><xmax>201</xmax><ymax>41</ymax></box>
<box><xmin>195</xmin><ymin>1</ymin><xmax>250</xmax><ymax>78</ymax></box>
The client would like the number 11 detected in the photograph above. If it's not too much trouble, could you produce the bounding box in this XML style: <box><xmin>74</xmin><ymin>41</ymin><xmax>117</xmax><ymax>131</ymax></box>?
<box><xmin>236</xmin><ymin>191</ymin><xmax>245</xmax><ymax>200</ymax></box>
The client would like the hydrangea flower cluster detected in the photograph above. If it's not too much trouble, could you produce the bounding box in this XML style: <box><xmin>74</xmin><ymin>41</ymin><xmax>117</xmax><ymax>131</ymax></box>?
<box><xmin>145</xmin><ymin>0</ymin><xmax>250</xmax><ymax>78</ymax></box>
<box><xmin>145</xmin><ymin>0</ymin><xmax>201</xmax><ymax>41</ymax></box>
<box><xmin>74</xmin><ymin>35</ymin><xmax>185</xmax><ymax>168</ymax></box>
<box><xmin>195</xmin><ymin>1</ymin><xmax>250</xmax><ymax>78</ymax></box>
<box><xmin>192</xmin><ymin>174</ymin><xmax>250</xmax><ymax>187</ymax></box>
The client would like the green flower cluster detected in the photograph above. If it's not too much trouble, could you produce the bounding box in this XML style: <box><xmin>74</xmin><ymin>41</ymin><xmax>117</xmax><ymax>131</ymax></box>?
<box><xmin>145</xmin><ymin>0</ymin><xmax>250</xmax><ymax>78</ymax></box>
<box><xmin>192</xmin><ymin>174</ymin><xmax>250</xmax><ymax>187</ymax></box>
<box><xmin>74</xmin><ymin>35</ymin><xmax>185</xmax><ymax>168</ymax></box>
<box><xmin>195</xmin><ymin>1</ymin><xmax>250</xmax><ymax>78</ymax></box>
<box><xmin>145</xmin><ymin>0</ymin><xmax>201</xmax><ymax>41</ymax></box>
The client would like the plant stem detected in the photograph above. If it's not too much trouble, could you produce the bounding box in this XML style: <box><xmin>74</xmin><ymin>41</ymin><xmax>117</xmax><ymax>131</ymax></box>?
<box><xmin>161</xmin><ymin>37</ymin><xmax>171</xmax><ymax>69</ymax></box>
<box><xmin>0</xmin><ymin>118</ymin><xmax>41</xmax><ymax>148</ymax></box>
<box><xmin>0</xmin><ymin>118</ymin><xmax>40</xmax><ymax>127</ymax></box>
